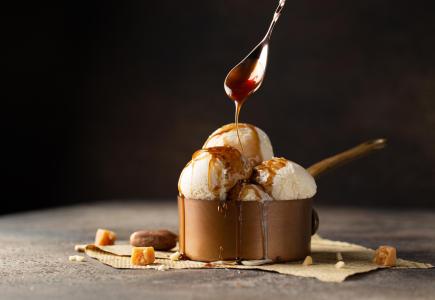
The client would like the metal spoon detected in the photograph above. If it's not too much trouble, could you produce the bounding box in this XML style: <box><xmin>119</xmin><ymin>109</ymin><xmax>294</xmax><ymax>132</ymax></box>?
<box><xmin>224</xmin><ymin>0</ymin><xmax>286</xmax><ymax>106</ymax></box>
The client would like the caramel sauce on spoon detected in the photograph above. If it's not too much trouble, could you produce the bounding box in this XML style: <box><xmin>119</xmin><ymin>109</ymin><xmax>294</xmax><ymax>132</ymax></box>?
<box><xmin>224</xmin><ymin>0</ymin><xmax>286</xmax><ymax>153</ymax></box>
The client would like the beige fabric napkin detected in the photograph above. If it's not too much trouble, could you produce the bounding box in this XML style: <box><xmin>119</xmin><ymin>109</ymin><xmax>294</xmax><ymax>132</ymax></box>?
<box><xmin>79</xmin><ymin>235</ymin><xmax>432</xmax><ymax>283</ymax></box>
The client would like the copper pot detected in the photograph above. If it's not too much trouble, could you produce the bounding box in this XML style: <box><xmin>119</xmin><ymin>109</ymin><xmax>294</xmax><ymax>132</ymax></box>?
<box><xmin>178</xmin><ymin>196</ymin><xmax>318</xmax><ymax>262</ymax></box>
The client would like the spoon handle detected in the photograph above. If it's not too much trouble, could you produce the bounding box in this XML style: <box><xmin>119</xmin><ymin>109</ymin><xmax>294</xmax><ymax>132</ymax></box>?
<box><xmin>265</xmin><ymin>0</ymin><xmax>286</xmax><ymax>40</ymax></box>
<box><xmin>307</xmin><ymin>138</ymin><xmax>387</xmax><ymax>178</ymax></box>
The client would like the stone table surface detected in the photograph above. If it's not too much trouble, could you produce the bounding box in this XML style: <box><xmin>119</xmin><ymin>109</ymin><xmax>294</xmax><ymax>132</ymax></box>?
<box><xmin>0</xmin><ymin>201</ymin><xmax>434</xmax><ymax>300</ymax></box>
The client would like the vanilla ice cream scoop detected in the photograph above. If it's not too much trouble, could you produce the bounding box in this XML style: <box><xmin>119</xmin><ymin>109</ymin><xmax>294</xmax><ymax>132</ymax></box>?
<box><xmin>253</xmin><ymin>157</ymin><xmax>316</xmax><ymax>200</ymax></box>
<box><xmin>203</xmin><ymin>123</ymin><xmax>273</xmax><ymax>166</ymax></box>
<box><xmin>178</xmin><ymin>146</ymin><xmax>251</xmax><ymax>200</ymax></box>
<box><xmin>228</xmin><ymin>183</ymin><xmax>272</xmax><ymax>201</ymax></box>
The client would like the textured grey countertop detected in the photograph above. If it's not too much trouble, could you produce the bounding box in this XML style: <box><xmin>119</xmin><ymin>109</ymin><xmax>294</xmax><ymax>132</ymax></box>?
<box><xmin>0</xmin><ymin>201</ymin><xmax>434</xmax><ymax>300</ymax></box>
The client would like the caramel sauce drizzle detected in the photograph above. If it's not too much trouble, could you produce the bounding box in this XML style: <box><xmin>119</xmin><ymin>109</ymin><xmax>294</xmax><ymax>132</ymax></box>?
<box><xmin>178</xmin><ymin>146</ymin><xmax>248</xmax><ymax>199</ymax></box>
<box><xmin>204</xmin><ymin>123</ymin><xmax>261</xmax><ymax>165</ymax></box>
<box><xmin>254</xmin><ymin>157</ymin><xmax>287</xmax><ymax>190</ymax></box>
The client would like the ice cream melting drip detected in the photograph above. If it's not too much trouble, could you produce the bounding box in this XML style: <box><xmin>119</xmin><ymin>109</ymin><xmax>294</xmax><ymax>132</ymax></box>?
<box><xmin>236</xmin><ymin>201</ymin><xmax>243</xmax><ymax>260</ymax></box>
<box><xmin>260</xmin><ymin>201</ymin><xmax>269</xmax><ymax>260</ymax></box>
<box><xmin>239</xmin><ymin>201</ymin><xmax>273</xmax><ymax>266</ymax></box>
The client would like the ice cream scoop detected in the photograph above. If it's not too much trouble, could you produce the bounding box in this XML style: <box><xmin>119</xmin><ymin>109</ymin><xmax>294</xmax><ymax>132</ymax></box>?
<box><xmin>178</xmin><ymin>146</ymin><xmax>251</xmax><ymax>200</ymax></box>
<box><xmin>203</xmin><ymin>123</ymin><xmax>273</xmax><ymax>166</ymax></box>
<box><xmin>253</xmin><ymin>157</ymin><xmax>316</xmax><ymax>200</ymax></box>
<box><xmin>228</xmin><ymin>183</ymin><xmax>272</xmax><ymax>201</ymax></box>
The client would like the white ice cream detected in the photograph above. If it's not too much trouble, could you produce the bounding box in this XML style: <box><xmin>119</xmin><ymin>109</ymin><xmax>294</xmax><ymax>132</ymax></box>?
<box><xmin>203</xmin><ymin>123</ymin><xmax>273</xmax><ymax>166</ymax></box>
<box><xmin>228</xmin><ymin>183</ymin><xmax>272</xmax><ymax>201</ymax></box>
<box><xmin>178</xmin><ymin>146</ymin><xmax>251</xmax><ymax>200</ymax></box>
<box><xmin>253</xmin><ymin>157</ymin><xmax>316</xmax><ymax>200</ymax></box>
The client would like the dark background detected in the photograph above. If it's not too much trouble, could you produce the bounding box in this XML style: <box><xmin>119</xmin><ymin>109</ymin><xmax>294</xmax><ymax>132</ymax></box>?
<box><xmin>3</xmin><ymin>1</ymin><xmax>435</xmax><ymax>214</ymax></box>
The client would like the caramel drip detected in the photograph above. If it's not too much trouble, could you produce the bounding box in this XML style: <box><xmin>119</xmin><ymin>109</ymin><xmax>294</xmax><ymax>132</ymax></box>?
<box><xmin>203</xmin><ymin>123</ymin><xmax>249</xmax><ymax>145</ymax></box>
<box><xmin>254</xmin><ymin>157</ymin><xmax>288</xmax><ymax>189</ymax></box>
<box><xmin>234</xmin><ymin>101</ymin><xmax>244</xmax><ymax>155</ymax></box>
<box><xmin>204</xmin><ymin>123</ymin><xmax>261</xmax><ymax>164</ymax></box>
<box><xmin>192</xmin><ymin>146</ymin><xmax>247</xmax><ymax>199</ymax></box>
<box><xmin>259</xmin><ymin>201</ymin><xmax>269</xmax><ymax>259</ymax></box>
<box><xmin>252</xmin><ymin>185</ymin><xmax>262</xmax><ymax>199</ymax></box>
<box><xmin>208</xmin><ymin>157</ymin><xmax>222</xmax><ymax>199</ymax></box>
<box><xmin>236</xmin><ymin>201</ymin><xmax>242</xmax><ymax>260</ymax></box>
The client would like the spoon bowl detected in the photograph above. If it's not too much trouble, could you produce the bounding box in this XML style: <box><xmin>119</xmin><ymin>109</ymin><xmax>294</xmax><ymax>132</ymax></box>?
<box><xmin>224</xmin><ymin>0</ymin><xmax>286</xmax><ymax>105</ymax></box>
<box><xmin>224</xmin><ymin>43</ymin><xmax>268</xmax><ymax>104</ymax></box>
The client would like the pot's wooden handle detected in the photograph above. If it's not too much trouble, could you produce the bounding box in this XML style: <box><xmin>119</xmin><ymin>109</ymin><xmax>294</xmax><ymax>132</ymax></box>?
<box><xmin>307</xmin><ymin>138</ymin><xmax>386</xmax><ymax>178</ymax></box>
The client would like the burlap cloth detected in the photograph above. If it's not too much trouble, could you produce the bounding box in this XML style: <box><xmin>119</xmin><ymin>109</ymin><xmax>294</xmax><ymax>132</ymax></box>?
<box><xmin>78</xmin><ymin>235</ymin><xmax>432</xmax><ymax>283</ymax></box>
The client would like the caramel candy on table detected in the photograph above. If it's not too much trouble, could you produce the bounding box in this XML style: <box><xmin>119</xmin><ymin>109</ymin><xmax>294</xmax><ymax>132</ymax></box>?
<box><xmin>302</xmin><ymin>256</ymin><xmax>313</xmax><ymax>266</ymax></box>
<box><xmin>95</xmin><ymin>229</ymin><xmax>117</xmax><ymax>246</ymax></box>
<box><xmin>373</xmin><ymin>245</ymin><xmax>397</xmax><ymax>267</ymax></box>
<box><xmin>131</xmin><ymin>247</ymin><xmax>155</xmax><ymax>266</ymax></box>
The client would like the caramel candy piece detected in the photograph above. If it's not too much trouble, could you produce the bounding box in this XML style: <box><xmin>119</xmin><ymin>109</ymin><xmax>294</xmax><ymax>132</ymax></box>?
<box><xmin>131</xmin><ymin>247</ymin><xmax>155</xmax><ymax>266</ymax></box>
<box><xmin>130</xmin><ymin>230</ymin><xmax>177</xmax><ymax>250</ymax></box>
<box><xmin>302</xmin><ymin>255</ymin><xmax>313</xmax><ymax>266</ymax></box>
<box><xmin>95</xmin><ymin>229</ymin><xmax>117</xmax><ymax>246</ymax></box>
<box><xmin>373</xmin><ymin>245</ymin><xmax>397</xmax><ymax>267</ymax></box>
